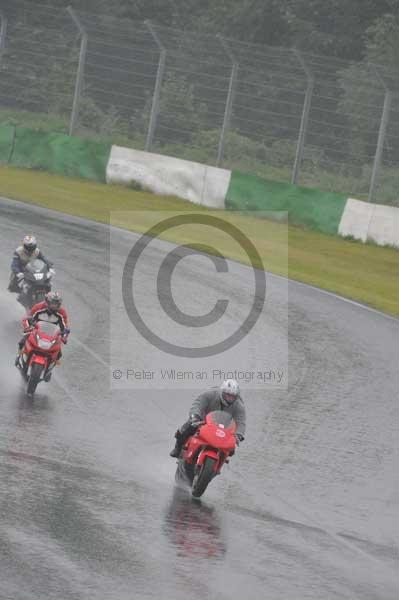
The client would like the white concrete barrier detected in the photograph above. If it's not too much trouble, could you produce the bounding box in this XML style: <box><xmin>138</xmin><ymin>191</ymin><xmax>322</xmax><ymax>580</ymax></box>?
<box><xmin>338</xmin><ymin>198</ymin><xmax>373</xmax><ymax>242</ymax></box>
<box><xmin>106</xmin><ymin>146</ymin><xmax>231</xmax><ymax>209</ymax></box>
<box><xmin>105</xmin><ymin>144</ymin><xmax>399</xmax><ymax>249</ymax></box>
<box><xmin>338</xmin><ymin>197</ymin><xmax>399</xmax><ymax>248</ymax></box>
<box><xmin>367</xmin><ymin>203</ymin><xmax>399</xmax><ymax>247</ymax></box>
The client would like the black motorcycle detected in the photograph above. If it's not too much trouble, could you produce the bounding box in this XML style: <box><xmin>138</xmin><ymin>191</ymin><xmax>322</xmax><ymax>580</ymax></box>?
<box><xmin>17</xmin><ymin>259</ymin><xmax>54</xmax><ymax>309</ymax></box>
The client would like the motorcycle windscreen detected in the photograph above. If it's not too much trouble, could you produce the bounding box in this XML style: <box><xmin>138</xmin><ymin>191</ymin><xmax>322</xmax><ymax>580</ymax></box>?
<box><xmin>37</xmin><ymin>321</ymin><xmax>60</xmax><ymax>338</ymax></box>
<box><xmin>206</xmin><ymin>410</ymin><xmax>236</xmax><ymax>433</ymax></box>
<box><xmin>25</xmin><ymin>259</ymin><xmax>47</xmax><ymax>282</ymax></box>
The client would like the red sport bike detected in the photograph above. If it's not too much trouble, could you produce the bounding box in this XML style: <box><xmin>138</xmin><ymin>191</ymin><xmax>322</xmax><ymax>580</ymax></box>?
<box><xmin>175</xmin><ymin>410</ymin><xmax>237</xmax><ymax>498</ymax></box>
<box><xmin>16</xmin><ymin>320</ymin><xmax>63</xmax><ymax>397</ymax></box>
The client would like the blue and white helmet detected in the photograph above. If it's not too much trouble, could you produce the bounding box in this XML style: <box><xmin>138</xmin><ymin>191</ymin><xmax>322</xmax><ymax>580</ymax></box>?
<box><xmin>220</xmin><ymin>379</ymin><xmax>240</xmax><ymax>407</ymax></box>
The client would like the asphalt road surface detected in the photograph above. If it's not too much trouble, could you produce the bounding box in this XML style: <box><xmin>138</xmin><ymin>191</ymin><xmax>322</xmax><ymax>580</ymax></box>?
<box><xmin>0</xmin><ymin>196</ymin><xmax>398</xmax><ymax>600</ymax></box>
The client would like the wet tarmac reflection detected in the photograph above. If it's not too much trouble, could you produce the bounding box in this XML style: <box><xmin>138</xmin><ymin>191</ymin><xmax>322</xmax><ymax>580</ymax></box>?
<box><xmin>163</xmin><ymin>487</ymin><xmax>226</xmax><ymax>560</ymax></box>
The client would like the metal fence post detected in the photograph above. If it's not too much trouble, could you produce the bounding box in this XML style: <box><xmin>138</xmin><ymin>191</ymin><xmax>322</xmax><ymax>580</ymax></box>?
<box><xmin>368</xmin><ymin>65</ymin><xmax>392</xmax><ymax>203</ymax></box>
<box><xmin>145</xmin><ymin>20</ymin><xmax>166</xmax><ymax>152</ymax></box>
<box><xmin>0</xmin><ymin>10</ymin><xmax>7</xmax><ymax>50</ymax></box>
<box><xmin>67</xmin><ymin>6</ymin><xmax>88</xmax><ymax>136</ymax></box>
<box><xmin>291</xmin><ymin>49</ymin><xmax>314</xmax><ymax>184</ymax></box>
<box><xmin>0</xmin><ymin>10</ymin><xmax>8</xmax><ymax>65</ymax></box>
<box><xmin>217</xmin><ymin>35</ymin><xmax>238</xmax><ymax>166</ymax></box>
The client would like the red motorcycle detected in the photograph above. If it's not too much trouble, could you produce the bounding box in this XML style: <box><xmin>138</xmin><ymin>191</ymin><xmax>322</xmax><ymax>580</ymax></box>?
<box><xmin>175</xmin><ymin>410</ymin><xmax>237</xmax><ymax>498</ymax></box>
<box><xmin>16</xmin><ymin>320</ymin><xmax>63</xmax><ymax>397</ymax></box>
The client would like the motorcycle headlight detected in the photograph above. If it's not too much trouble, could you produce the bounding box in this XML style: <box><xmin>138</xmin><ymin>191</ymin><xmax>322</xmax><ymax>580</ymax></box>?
<box><xmin>38</xmin><ymin>339</ymin><xmax>52</xmax><ymax>350</ymax></box>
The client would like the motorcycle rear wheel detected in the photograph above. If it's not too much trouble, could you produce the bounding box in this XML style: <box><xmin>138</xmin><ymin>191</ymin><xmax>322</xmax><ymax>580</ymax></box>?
<box><xmin>27</xmin><ymin>363</ymin><xmax>44</xmax><ymax>397</ymax></box>
<box><xmin>192</xmin><ymin>456</ymin><xmax>216</xmax><ymax>498</ymax></box>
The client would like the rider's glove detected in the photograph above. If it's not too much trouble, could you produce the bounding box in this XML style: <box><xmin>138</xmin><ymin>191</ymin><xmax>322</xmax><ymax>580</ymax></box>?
<box><xmin>61</xmin><ymin>328</ymin><xmax>70</xmax><ymax>344</ymax></box>
<box><xmin>190</xmin><ymin>414</ymin><xmax>203</xmax><ymax>428</ymax></box>
<box><xmin>23</xmin><ymin>317</ymin><xmax>34</xmax><ymax>333</ymax></box>
<box><xmin>16</xmin><ymin>272</ymin><xmax>24</xmax><ymax>281</ymax></box>
<box><xmin>48</xmin><ymin>268</ymin><xmax>56</xmax><ymax>277</ymax></box>
<box><xmin>235</xmin><ymin>433</ymin><xmax>245</xmax><ymax>446</ymax></box>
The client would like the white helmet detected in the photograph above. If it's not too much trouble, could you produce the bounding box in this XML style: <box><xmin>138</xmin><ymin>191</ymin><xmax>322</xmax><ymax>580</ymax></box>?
<box><xmin>220</xmin><ymin>379</ymin><xmax>240</xmax><ymax>407</ymax></box>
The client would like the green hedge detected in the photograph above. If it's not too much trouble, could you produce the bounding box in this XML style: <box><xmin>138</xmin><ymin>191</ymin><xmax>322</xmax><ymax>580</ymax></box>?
<box><xmin>226</xmin><ymin>171</ymin><xmax>348</xmax><ymax>235</ymax></box>
<box><xmin>0</xmin><ymin>125</ymin><xmax>111</xmax><ymax>182</ymax></box>
<box><xmin>0</xmin><ymin>124</ymin><xmax>15</xmax><ymax>164</ymax></box>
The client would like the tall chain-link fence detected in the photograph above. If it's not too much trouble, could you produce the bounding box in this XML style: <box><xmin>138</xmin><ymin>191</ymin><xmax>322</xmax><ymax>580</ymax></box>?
<box><xmin>1</xmin><ymin>1</ymin><xmax>399</xmax><ymax>204</ymax></box>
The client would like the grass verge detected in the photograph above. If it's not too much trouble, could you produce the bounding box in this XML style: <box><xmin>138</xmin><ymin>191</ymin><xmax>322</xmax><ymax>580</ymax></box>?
<box><xmin>0</xmin><ymin>165</ymin><xmax>398</xmax><ymax>317</ymax></box>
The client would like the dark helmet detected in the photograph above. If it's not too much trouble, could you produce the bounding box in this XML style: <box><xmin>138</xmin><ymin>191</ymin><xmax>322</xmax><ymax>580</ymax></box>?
<box><xmin>23</xmin><ymin>235</ymin><xmax>37</xmax><ymax>255</ymax></box>
<box><xmin>220</xmin><ymin>379</ymin><xmax>240</xmax><ymax>407</ymax></box>
<box><xmin>45</xmin><ymin>291</ymin><xmax>62</xmax><ymax>312</ymax></box>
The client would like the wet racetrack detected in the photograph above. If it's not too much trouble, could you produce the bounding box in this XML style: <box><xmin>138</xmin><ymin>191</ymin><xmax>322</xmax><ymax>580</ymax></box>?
<box><xmin>0</xmin><ymin>196</ymin><xmax>399</xmax><ymax>599</ymax></box>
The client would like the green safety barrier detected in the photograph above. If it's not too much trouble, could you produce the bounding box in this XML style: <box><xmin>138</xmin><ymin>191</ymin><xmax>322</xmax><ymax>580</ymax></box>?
<box><xmin>0</xmin><ymin>124</ymin><xmax>16</xmax><ymax>164</ymax></box>
<box><xmin>226</xmin><ymin>171</ymin><xmax>348</xmax><ymax>235</ymax></box>
<box><xmin>8</xmin><ymin>127</ymin><xmax>111</xmax><ymax>182</ymax></box>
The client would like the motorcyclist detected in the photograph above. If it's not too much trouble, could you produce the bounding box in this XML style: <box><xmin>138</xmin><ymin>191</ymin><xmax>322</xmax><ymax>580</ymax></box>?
<box><xmin>170</xmin><ymin>379</ymin><xmax>246</xmax><ymax>458</ymax></box>
<box><xmin>8</xmin><ymin>235</ymin><xmax>54</xmax><ymax>293</ymax></box>
<box><xmin>16</xmin><ymin>291</ymin><xmax>70</xmax><ymax>371</ymax></box>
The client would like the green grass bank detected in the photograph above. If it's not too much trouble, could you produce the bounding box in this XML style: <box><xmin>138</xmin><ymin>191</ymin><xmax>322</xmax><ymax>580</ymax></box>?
<box><xmin>0</xmin><ymin>165</ymin><xmax>398</xmax><ymax>317</ymax></box>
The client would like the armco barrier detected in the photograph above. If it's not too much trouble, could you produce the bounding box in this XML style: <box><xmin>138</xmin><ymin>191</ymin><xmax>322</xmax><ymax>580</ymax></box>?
<box><xmin>225</xmin><ymin>171</ymin><xmax>348</xmax><ymax>235</ymax></box>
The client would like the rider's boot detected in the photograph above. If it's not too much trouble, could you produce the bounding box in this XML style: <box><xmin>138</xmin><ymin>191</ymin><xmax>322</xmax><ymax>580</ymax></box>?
<box><xmin>169</xmin><ymin>420</ymin><xmax>197</xmax><ymax>457</ymax></box>
<box><xmin>170</xmin><ymin>430</ymin><xmax>184</xmax><ymax>457</ymax></box>
<box><xmin>15</xmin><ymin>340</ymin><xmax>24</xmax><ymax>367</ymax></box>
<box><xmin>8</xmin><ymin>273</ymin><xmax>17</xmax><ymax>293</ymax></box>
<box><xmin>55</xmin><ymin>350</ymin><xmax>62</xmax><ymax>366</ymax></box>
<box><xmin>170</xmin><ymin>442</ymin><xmax>183</xmax><ymax>458</ymax></box>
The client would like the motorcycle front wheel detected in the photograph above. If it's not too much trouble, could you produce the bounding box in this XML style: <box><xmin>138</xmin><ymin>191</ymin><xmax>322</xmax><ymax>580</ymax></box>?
<box><xmin>191</xmin><ymin>456</ymin><xmax>216</xmax><ymax>498</ymax></box>
<box><xmin>27</xmin><ymin>363</ymin><xmax>44</xmax><ymax>397</ymax></box>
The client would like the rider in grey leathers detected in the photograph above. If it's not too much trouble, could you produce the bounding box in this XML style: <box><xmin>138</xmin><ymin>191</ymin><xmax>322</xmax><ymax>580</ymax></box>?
<box><xmin>170</xmin><ymin>379</ymin><xmax>246</xmax><ymax>457</ymax></box>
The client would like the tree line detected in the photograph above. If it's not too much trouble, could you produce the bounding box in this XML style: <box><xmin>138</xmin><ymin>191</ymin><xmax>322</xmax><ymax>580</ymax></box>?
<box><xmin>9</xmin><ymin>0</ymin><xmax>399</xmax><ymax>61</ymax></box>
<box><xmin>2</xmin><ymin>0</ymin><xmax>399</xmax><ymax>202</ymax></box>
